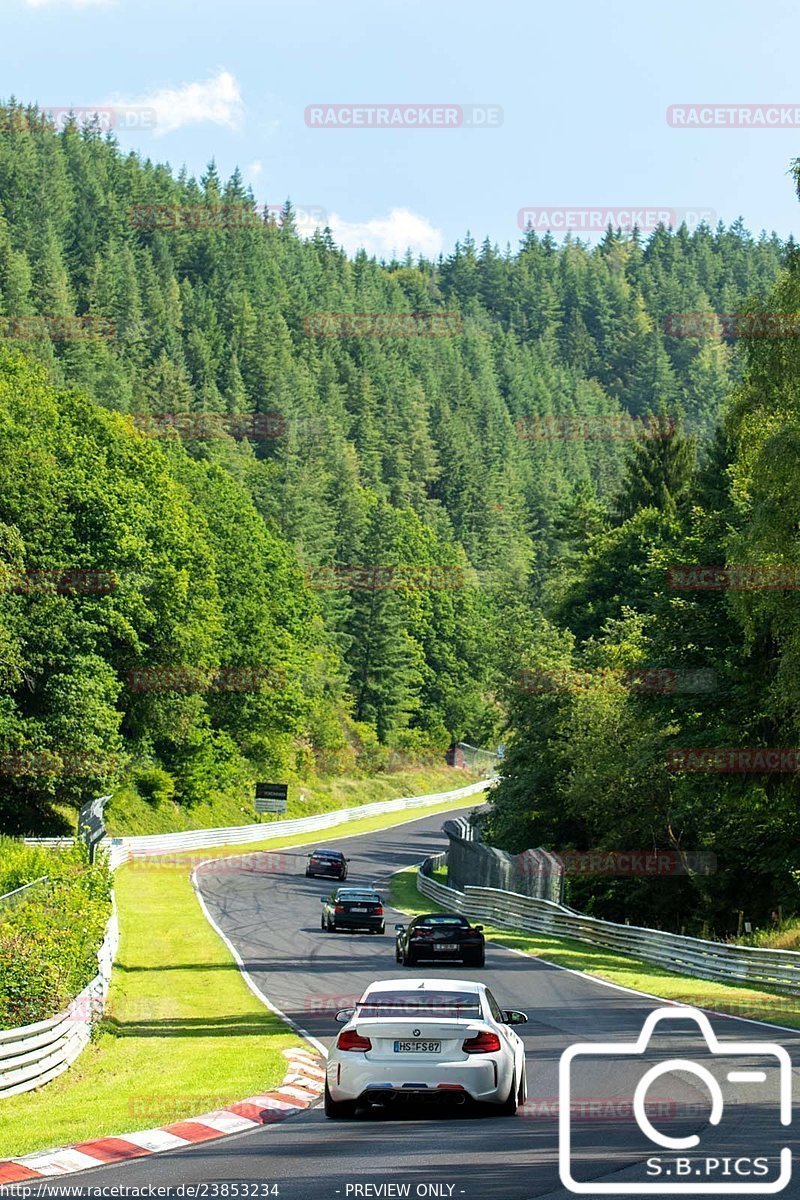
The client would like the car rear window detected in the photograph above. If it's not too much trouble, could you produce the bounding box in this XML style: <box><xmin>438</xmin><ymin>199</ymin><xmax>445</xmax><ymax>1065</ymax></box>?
<box><xmin>339</xmin><ymin>892</ymin><xmax>380</xmax><ymax>902</ymax></box>
<box><xmin>416</xmin><ymin>915</ymin><xmax>469</xmax><ymax>926</ymax></box>
<box><xmin>356</xmin><ymin>990</ymin><xmax>481</xmax><ymax>1018</ymax></box>
<box><xmin>313</xmin><ymin>851</ymin><xmax>342</xmax><ymax>859</ymax></box>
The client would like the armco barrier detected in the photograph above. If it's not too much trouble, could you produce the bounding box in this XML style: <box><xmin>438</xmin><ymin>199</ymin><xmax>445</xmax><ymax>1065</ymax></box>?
<box><xmin>2</xmin><ymin>777</ymin><xmax>491</xmax><ymax>1096</ymax></box>
<box><xmin>416</xmin><ymin>862</ymin><xmax>800</xmax><ymax>996</ymax></box>
<box><xmin>0</xmin><ymin>898</ymin><xmax>118</xmax><ymax>1098</ymax></box>
<box><xmin>101</xmin><ymin>778</ymin><xmax>493</xmax><ymax>870</ymax></box>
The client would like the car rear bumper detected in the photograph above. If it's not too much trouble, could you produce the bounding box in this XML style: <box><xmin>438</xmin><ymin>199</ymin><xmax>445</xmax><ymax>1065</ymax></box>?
<box><xmin>328</xmin><ymin>1055</ymin><xmax>509</xmax><ymax>1104</ymax></box>
<box><xmin>333</xmin><ymin>915</ymin><xmax>384</xmax><ymax>930</ymax></box>
<box><xmin>307</xmin><ymin>867</ymin><xmax>343</xmax><ymax>876</ymax></box>
<box><xmin>408</xmin><ymin>945</ymin><xmax>482</xmax><ymax>959</ymax></box>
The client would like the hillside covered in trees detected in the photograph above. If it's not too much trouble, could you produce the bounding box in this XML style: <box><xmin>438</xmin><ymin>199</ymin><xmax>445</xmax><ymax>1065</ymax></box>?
<box><xmin>0</xmin><ymin>100</ymin><xmax>792</xmax><ymax>892</ymax></box>
<box><xmin>488</xmin><ymin>166</ymin><xmax>800</xmax><ymax>937</ymax></box>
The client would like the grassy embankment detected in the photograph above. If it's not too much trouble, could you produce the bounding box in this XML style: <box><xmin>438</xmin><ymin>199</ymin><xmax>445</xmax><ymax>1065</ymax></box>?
<box><xmin>103</xmin><ymin>766</ymin><xmax>472</xmax><ymax>835</ymax></box>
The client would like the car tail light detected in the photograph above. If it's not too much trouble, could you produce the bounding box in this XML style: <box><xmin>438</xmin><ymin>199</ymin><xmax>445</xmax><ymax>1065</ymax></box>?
<box><xmin>334</xmin><ymin>905</ymin><xmax>345</xmax><ymax>913</ymax></box>
<box><xmin>462</xmin><ymin>1031</ymin><xmax>501</xmax><ymax>1054</ymax></box>
<box><xmin>374</xmin><ymin>906</ymin><xmax>383</xmax><ymax>915</ymax></box>
<box><xmin>411</xmin><ymin>927</ymin><xmax>432</xmax><ymax>939</ymax></box>
<box><xmin>337</xmin><ymin>1029</ymin><xmax>372</xmax><ymax>1052</ymax></box>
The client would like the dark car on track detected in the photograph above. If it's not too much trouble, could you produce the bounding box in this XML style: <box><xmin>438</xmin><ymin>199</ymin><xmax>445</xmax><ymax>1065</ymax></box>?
<box><xmin>395</xmin><ymin>913</ymin><xmax>485</xmax><ymax>967</ymax></box>
<box><xmin>321</xmin><ymin>887</ymin><xmax>385</xmax><ymax>934</ymax></box>
<box><xmin>305</xmin><ymin>848</ymin><xmax>349</xmax><ymax>879</ymax></box>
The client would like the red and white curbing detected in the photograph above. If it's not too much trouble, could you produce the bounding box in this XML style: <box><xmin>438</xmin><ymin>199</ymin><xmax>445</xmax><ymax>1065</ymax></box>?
<box><xmin>0</xmin><ymin>1048</ymin><xmax>325</xmax><ymax>1184</ymax></box>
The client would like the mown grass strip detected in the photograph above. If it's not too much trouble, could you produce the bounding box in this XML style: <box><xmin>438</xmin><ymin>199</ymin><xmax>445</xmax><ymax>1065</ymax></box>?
<box><xmin>0</xmin><ymin>792</ymin><xmax>477</xmax><ymax>1159</ymax></box>
<box><xmin>390</xmin><ymin>867</ymin><xmax>800</xmax><ymax>1031</ymax></box>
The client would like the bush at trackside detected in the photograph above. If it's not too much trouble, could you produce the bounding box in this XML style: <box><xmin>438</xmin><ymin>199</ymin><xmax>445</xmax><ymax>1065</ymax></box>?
<box><xmin>0</xmin><ymin>841</ymin><xmax>112</xmax><ymax>1028</ymax></box>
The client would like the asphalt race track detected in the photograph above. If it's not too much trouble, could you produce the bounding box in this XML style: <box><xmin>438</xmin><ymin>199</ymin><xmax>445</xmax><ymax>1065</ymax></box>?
<box><xmin>34</xmin><ymin>805</ymin><xmax>800</xmax><ymax>1200</ymax></box>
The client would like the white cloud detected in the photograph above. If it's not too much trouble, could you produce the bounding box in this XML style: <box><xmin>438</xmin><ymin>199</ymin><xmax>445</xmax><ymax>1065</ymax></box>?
<box><xmin>245</xmin><ymin>160</ymin><xmax>263</xmax><ymax>181</ymax></box>
<box><xmin>109</xmin><ymin>70</ymin><xmax>243</xmax><ymax>137</ymax></box>
<box><xmin>295</xmin><ymin>207</ymin><xmax>443</xmax><ymax>260</ymax></box>
<box><xmin>25</xmin><ymin>0</ymin><xmax>114</xmax><ymax>7</ymax></box>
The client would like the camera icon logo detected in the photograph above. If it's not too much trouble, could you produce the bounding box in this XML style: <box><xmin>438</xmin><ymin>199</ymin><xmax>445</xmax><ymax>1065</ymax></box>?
<box><xmin>559</xmin><ymin>1006</ymin><xmax>792</xmax><ymax>1194</ymax></box>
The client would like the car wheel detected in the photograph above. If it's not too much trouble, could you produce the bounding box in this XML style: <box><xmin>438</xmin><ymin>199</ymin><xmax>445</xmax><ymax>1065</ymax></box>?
<box><xmin>395</xmin><ymin>944</ymin><xmax>402</xmax><ymax>962</ymax></box>
<box><xmin>402</xmin><ymin>948</ymin><xmax>415</xmax><ymax>967</ymax></box>
<box><xmin>321</xmin><ymin>915</ymin><xmax>326</xmax><ymax>930</ymax></box>
<box><xmin>377</xmin><ymin>924</ymin><xmax>385</xmax><ymax>935</ymax></box>
<box><xmin>324</xmin><ymin>1081</ymin><xmax>356</xmax><ymax>1119</ymax></box>
<box><xmin>497</xmin><ymin>1073</ymin><xmax>518</xmax><ymax>1116</ymax></box>
<box><xmin>464</xmin><ymin>950</ymin><xmax>485</xmax><ymax>968</ymax></box>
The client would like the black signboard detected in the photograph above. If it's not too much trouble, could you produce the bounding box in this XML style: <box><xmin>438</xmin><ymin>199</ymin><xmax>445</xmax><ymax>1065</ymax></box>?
<box><xmin>255</xmin><ymin>782</ymin><xmax>288</xmax><ymax>814</ymax></box>
<box><xmin>256</xmin><ymin>782</ymin><xmax>288</xmax><ymax>801</ymax></box>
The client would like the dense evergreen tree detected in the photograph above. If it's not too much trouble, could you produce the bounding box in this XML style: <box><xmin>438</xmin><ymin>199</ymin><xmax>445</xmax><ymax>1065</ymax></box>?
<box><xmin>0</xmin><ymin>101</ymin><xmax>791</xmax><ymax>850</ymax></box>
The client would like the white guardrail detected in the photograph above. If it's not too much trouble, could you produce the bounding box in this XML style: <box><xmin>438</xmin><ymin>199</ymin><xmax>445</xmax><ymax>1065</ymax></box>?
<box><xmin>100</xmin><ymin>779</ymin><xmax>492</xmax><ymax>870</ymax></box>
<box><xmin>2</xmin><ymin>777</ymin><xmax>491</xmax><ymax>1097</ymax></box>
<box><xmin>417</xmin><ymin>863</ymin><xmax>800</xmax><ymax>996</ymax></box>
<box><xmin>0</xmin><ymin>899</ymin><xmax>119</xmax><ymax>1098</ymax></box>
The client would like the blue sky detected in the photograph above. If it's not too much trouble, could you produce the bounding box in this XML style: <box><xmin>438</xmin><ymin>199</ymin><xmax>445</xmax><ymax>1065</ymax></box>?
<box><xmin>3</xmin><ymin>0</ymin><xmax>800</xmax><ymax>258</ymax></box>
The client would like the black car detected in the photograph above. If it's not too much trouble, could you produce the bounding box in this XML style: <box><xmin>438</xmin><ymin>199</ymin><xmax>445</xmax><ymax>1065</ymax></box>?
<box><xmin>305</xmin><ymin>848</ymin><xmax>349</xmax><ymax>879</ymax></box>
<box><xmin>395</xmin><ymin>913</ymin><xmax>485</xmax><ymax>967</ymax></box>
<box><xmin>321</xmin><ymin>887</ymin><xmax>385</xmax><ymax>933</ymax></box>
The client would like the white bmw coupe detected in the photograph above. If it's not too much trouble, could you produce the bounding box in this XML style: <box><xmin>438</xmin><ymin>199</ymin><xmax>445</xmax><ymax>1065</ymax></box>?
<box><xmin>324</xmin><ymin>977</ymin><xmax>528</xmax><ymax>1117</ymax></box>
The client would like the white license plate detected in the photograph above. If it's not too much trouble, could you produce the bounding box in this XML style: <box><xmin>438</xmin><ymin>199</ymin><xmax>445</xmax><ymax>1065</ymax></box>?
<box><xmin>434</xmin><ymin>943</ymin><xmax>459</xmax><ymax>951</ymax></box>
<box><xmin>393</xmin><ymin>1040</ymin><xmax>441</xmax><ymax>1053</ymax></box>
<box><xmin>350</xmin><ymin>907</ymin><xmax>367</xmax><ymax>912</ymax></box>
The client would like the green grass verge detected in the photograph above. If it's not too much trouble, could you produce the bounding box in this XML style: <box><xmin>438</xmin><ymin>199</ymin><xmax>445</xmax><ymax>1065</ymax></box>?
<box><xmin>0</xmin><ymin>788</ymin><xmax>482</xmax><ymax>1159</ymax></box>
<box><xmin>390</xmin><ymin>867</ymin><xmax>800</xmax><ymax>1031</ymax></box>
<box><xmin>105</xmin><ymin>766</ymin><xmax>475</xmax><ymax>835</ymax></box>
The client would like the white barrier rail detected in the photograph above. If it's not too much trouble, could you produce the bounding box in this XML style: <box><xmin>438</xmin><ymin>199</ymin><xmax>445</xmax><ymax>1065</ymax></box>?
<box><xmin>2</xmin><ymin>777</ymin><xmax>490</xmax><ymax>1097</ymax></box>
<box><xmin>417</xmin><ymin>866</ymin><xmax>800</xmax><ymax>997</ymax></box>
<box><xmin>0</xmin><ymin>899</ymin><xmax>118</xmax><ymax>1098</ymax></box>
<box><xmin>102</xmin><ymin>778</ymin><xmax>492</xmax><ymax>870</ymax></box>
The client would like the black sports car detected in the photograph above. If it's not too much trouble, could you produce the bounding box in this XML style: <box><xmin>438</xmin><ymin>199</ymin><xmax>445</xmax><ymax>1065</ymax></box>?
<box><xmin>305</xmin><ymin>848</ymin><xmax>349</xmax><ymax>879</ymax></box>
<box><xmin>395</xmin><ymin>913</ymin><xmax>485</xmax><ymax>967</ymax></box>
<box><xmin>321</xmin><ymin>887</ymin><xmax>385</xmax><ymax>933</ymax></box>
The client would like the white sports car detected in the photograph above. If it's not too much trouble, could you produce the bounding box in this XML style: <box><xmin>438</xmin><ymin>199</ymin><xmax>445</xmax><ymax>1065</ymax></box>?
<box><xmin>324</xmin><ymin>977</ymin><xmax>528</xmax><ymax>1117</ymax></box>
